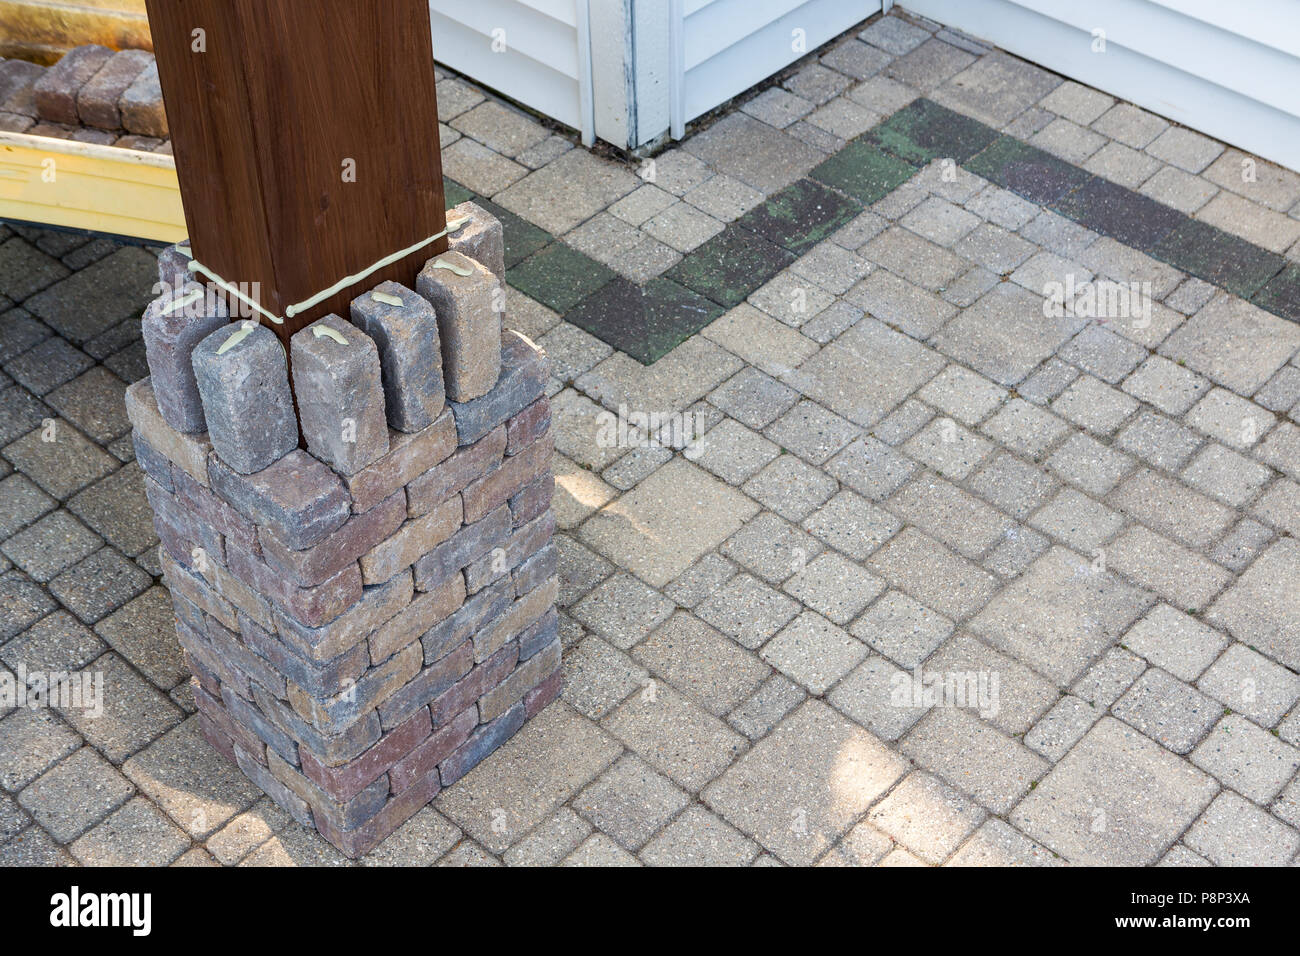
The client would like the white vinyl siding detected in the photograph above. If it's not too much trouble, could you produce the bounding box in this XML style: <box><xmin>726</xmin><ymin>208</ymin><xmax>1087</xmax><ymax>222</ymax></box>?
<box><xmin>679</xmin><ymin>0</ymin><xmax>882</xmax><ymax>125</ymax></box>
<box><xmin>428</xmin><ymin>0</ymin><xmax>885</xmax><ymax>150</ymax></box>
<box><xmin>428</xmin><ymin>0</ymin><xmax>589</xmax><ymax>136</ymax></box>
<box><xmin>902</xmin><ymin>0</ymin><xmax>1300</xmax><ymax>171</ymax></box>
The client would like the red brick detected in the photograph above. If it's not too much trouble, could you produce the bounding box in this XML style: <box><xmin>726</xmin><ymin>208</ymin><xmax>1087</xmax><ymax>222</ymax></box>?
<box><xmin>479</xmin><ymin>638</ymin><xmax>560</xmax><ymax>722</ymax></box>
<box><xmin>462</xmin><ymin>434</ymin><xmax>552</xmax><ymax>523</ymax></box>
<box><xmin>274</xmin><ymin>571</ymin><xmax>413</xmax><ymax>662</ymax></box>
<box><xmin>173</xmin><ymin>467</ymin><xmax>259</xmax><ymax>554</ymax></box>
<box><xmin>359</xmin><ymin>494</ymin><xmax>462</xmax><ymax>586</ymax></box>
<box><xmin>299</xmin><ymin>707</ymin><xmax>432</xmax><ymax>803</ymax></box>
<box><xmin>429</xmin><ymin>641</ymin><xmax>517</xmax><ymax>729</ymax></box>
<box><xmin>144</xmin><ymin>475</ymin><xmax>222</xmax><ymax>568</ymax></box>
<box><xmin>194</xmin><ymin>685</ymin><xmax>267</xmax><ymax>762</ymax></box>
<box><xmin>509</xmin><ymin>475</ymin><xmax>553</xmax><ymax>528</ymax></box>
<box><xmin>222</xmin><ymin>684</ymin><xmax>300</xmax><ymax>766</ymax></box>
<box><xmin>388</xmin><ymin>705</ymin><xmax>477</xmax><ymax>793</ymax></box>
<box><xmin>368</xmin><ymin>572</ymin><xmax>465</xmax><ymax>665</ymax></box>
<box><xmin>406</xmin><ymin>425</ymin><xmax>506</xmax><ymax>518</ymax></box>
<box><xmin>377</xmin><ymin>639</ymin><xmax>474</xmax><ymax>730</ymax></box>
<box><xmin>313</xmin><ymin>760</ymin><xmax>440</xmax><ymax>859</ymax></box>
<box><xmin>525</xmin><ymin>666</ymin><xmax>563</xmax><ymax>719</ymax></box>
<box><xmin>267</xmin><ymin>749</ymin><xmax>390</xmax><ymax>833</ymax></box>
<box><xmin>345</xmin><ymin>410</ymin><xmax>456</xmax><ymax>513</ymax></box>
<box><xmin>76</xmin><ymin>48</ymin><xmax>151</xmax><ymax>129</ymax></box>
<box><xmin>197</xmin><ymin>714</ymin><xmax>238</xmax><ymax>765</ymax></box>
<box><xmin>184</xmin><ymin>653</ymin><xmax>221</xmax><ymax>698</ymax></box>
<box><xmin>507</xmin><ymin>397</ymin><xmax>551</xmax><ymax>455</ymax></box>
<box><xmin>262</xmin><ymin>490</ymin><xmax>405</xmax><ymax>587</ymax></box>
<box><xmin>34</xmin><ymin>45</ymin><xmax>113</xmax><ymax>125</ymax></box>
<box><xmin>226</xmin><ymin>543</ymin><xmax>362</xmax><ymax>628</ymax></box>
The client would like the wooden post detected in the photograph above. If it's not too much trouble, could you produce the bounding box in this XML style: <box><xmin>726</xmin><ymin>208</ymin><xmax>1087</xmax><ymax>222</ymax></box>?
<box><xmin>143</xmin><ymin>0</ymin><xmax>448</xmax><ymax>347</ymax></box>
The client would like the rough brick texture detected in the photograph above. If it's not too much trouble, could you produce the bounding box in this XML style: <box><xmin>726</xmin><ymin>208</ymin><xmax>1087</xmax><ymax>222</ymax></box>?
<box><xmin>133</xmin><ymin>219</ymin><xmax>559</xmax><ymax>857</ymax></box>
<box><xmin>77</xmin><ymin>48</ymin><xmax>152</xmax><ymax>130</ymax></box>
<box><xmin>119</xmin><ymin>60</ymin><xmax>168</xmax><ymax>137</ymax></box>
<box><xmin>192</xmin><ymin>323</ymin><xmax>299</xmax><ymax>475</ymax></box>
<box><xmin>350</xmin><ymin>281</ymin><xmax>446</xmax><ymax>434</ymax></box>
<box><xmin>447</xmin><ymin>201</ymin><xmax>506</xmax><ymax>285</ymax></box>
<box><xmin>291</xmin><ymin>314</ymin><xmax>390</xmax><ymax>476</ymax></box>
<box><xmin>141</xmin><ymin>282</ymin><xmax>230</xmax><ymax>434</ymax></box>
<box><xmin>416</xmin><ymin>251</ymin><xmax>502</xmax><ymax>403</ymax></box>
<box><xmin>33</xmin><ymin>45</ymin><xmax>113</xmax><ymax>125</ymax></box>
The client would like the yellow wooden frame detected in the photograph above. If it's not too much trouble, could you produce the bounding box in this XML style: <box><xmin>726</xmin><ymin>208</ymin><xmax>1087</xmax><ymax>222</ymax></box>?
<box><xmin>0</xmin><ymin>0</ymin><xmax>152</xmax><ymax>63</ymax></box>
<box><xmin>0</xmin><ymin>131</ymin><xmax>184</xmax><ymax>243</ymax></box>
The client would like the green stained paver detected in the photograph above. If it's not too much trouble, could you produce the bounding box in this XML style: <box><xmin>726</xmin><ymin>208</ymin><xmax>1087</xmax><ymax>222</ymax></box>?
<box><xmin>443</xmin><ymin>178</ymin><xmax>475</xmax><ymax>210</ymax></box>
<box><xmin>456</xmin><ymin>98</ymin><xmax>1300</xmax><ymax>373</ymax></box>
<box><xmin>1252</xmin><ymin>263</ymin><xmax>1300</xmax><ymax>322</ymax></box>
<box><xmin>1051</xmin><ymin>176</ymin><xmax>1183</xmax><ymax>250</ymax></box>
<box><xmin>566</xmin><ymin>276</ymin><xmax>724</xmax><ymax>365</ymax></box>
<box><xmin>871</xmin><ymin>98</ymin><xmax>999</xmax><ymax>165</ymax></box>
<box><xmin>473</xmin><ymin>197</ymin><xmax>553</xmax><ymax>268</ymax></box>
<box><xmin>966</xmin><ymin>135</ymin><xmax>1090</xmax><ymax>205</ymax></box>
<box><xmin>506</xmin><ymin>241</ymin><xmax>615</xmax><ymax>314</ymax></box>
<box><xmin>1152</xmin><ymin>219</ymin><xmax>1286</xmax><ymax>301</ymax></box>
<box><xmin>664</xmin><ymin>226</ymin><xmax>795</xmax><ymax>309</ymax></box>
<box><xmin>735</xmin><ymin>178</ymin><xmax>862</xmax><ymax>257</ymax></box>
<box><xmin>809</xmin><ymin>138</ymin><xmax>917</xmax><ymax>206</ymax></box>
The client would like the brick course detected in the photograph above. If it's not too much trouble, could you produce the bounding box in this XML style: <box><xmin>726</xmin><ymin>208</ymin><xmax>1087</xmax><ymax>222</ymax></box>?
<box><xmin>129</xmin><ymin>227</ymin><xmax>560</xmax><ymax>857</ymax></box>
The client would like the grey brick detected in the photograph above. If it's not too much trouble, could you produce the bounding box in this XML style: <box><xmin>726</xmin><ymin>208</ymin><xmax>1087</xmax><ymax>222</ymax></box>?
<box><xmin>291</xmin><ymin>314</ymin><xmax>389</xmax><ymax>475</ymax></box>
<box><xmin>447</xmin><ymin>201</ymin><xmax>505</xmax><ymax>285</ymax></box>
<box><xmin>33</xmin><ymin>45</ymin><xmax>113</xmax><ymax>125</ymax></box>
<box><xmin>416</xmin><ymin>251</ymin><xmax>501</xmax><ymax>402</ymax></box>
<box><xmin>119</xmin><ymin>61</ymin><xmax>167</xmax><ymax>138</ymax></box>
<box><xmin>76</xmin><ymin>49</ymin><xmax>151</xmax><ymax>129</ymax></box>
<box><xmin>141</xmin><ymin>283</ymin><xmax>229</xmax><ymax>434</ymax></box>
<box><xmin>350</xmin><ymin>281</ymin><xmax>445</xmax><ymax>433</ymax></box>
<box><xmin>192</xmin><ymin>323</ymin><xmax>298</xmax><ymax>475</ymax></box>
<box><xmin>208</xmin><ymin>449</ymin><xmax>350</xmax><ymax>551</ymax></box>
<box><xmin>449</xmin><ymin>330</ymin><xmax>547</xmax><ymax>445</ymax></box>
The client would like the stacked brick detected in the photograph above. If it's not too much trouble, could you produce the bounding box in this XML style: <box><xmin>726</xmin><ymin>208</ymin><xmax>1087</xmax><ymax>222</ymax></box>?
<box><xmin>0</xmin><ymin>45</ymin><xmax>168</xmax><ymax>146</ymax></box>
<box><xmin>126</xmin><ymin>205</ymin><xmax>561</xmax><ymax>857</ymax></box>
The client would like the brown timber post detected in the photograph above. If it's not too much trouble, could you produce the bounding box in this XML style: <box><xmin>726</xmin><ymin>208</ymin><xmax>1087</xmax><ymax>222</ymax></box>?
<box><xmin>144</xmin><ymin>0</ymin><xmax>448</xmax><ymax>346</ymax></box>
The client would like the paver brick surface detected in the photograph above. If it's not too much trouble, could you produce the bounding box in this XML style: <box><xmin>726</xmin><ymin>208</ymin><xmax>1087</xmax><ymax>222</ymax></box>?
<box><xmin>5</xmin><ymin>8</ymin><xmax>1300</xmax><ymax>866</ymax></box>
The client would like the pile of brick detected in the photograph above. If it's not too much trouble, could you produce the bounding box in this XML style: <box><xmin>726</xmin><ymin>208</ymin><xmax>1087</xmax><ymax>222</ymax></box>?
<box><xmin>0</xmin><ymin>44</ymin><xmax>168</xmax><ymax>150</ymax></box>
<box><xmin>125</xmin><ymin>203</ymin><xmax>561</xmax><ymax>857</ymax></box>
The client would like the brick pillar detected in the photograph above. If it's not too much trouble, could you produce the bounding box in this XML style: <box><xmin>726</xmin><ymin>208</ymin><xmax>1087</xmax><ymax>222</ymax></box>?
<box><xmin>127</xmin><ymin>206</ymin><xmax>561</xmax><ymax>858</ymax></box>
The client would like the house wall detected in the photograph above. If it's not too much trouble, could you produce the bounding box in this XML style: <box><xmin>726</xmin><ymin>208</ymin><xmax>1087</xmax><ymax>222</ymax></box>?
<box><xmin>902</xmin><ymin>0</ymin><xmax>1300</xmax><ymax>171</ymax></box>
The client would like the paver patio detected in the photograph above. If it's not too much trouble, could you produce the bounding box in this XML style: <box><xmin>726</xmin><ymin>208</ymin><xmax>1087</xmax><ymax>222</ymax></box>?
<box><xmin>1</xmin><ymin>8</ymin><xmax>1299</xmax><ymax>866</ymax></box>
